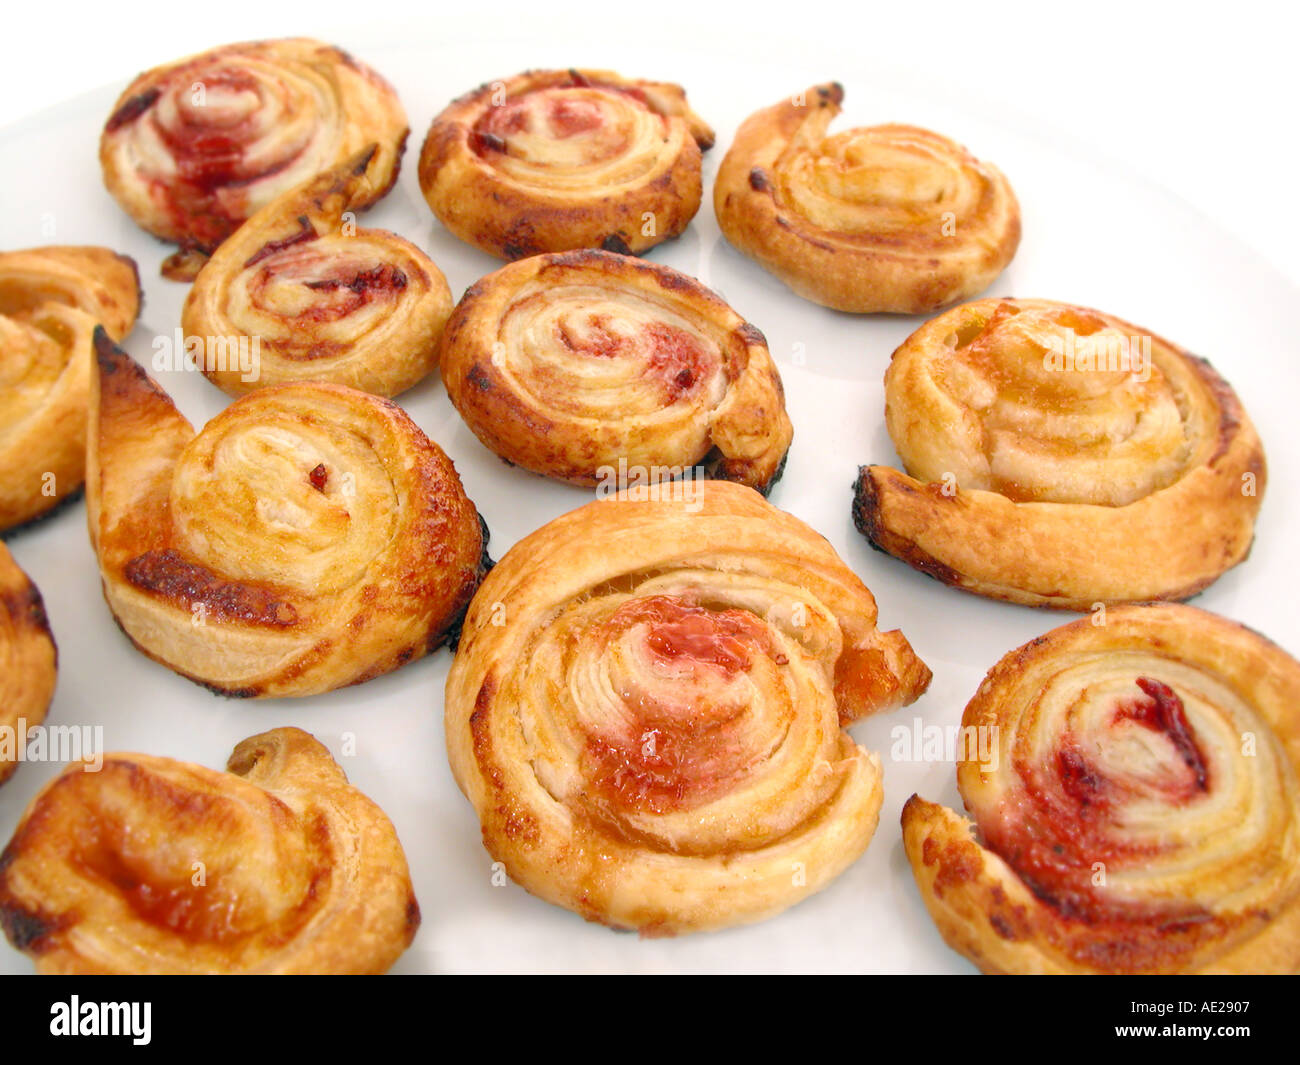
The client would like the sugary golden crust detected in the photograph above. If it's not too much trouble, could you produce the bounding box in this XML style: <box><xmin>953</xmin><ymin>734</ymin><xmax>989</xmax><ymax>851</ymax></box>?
<box><xmin>182</xmin><ymin>148</ymin><xmax>453</xmax><ymax>398</ymax></box>
<box><xmin>0</xmin><ymin>542</ymin><xmax>57</xmax><ymax>786</ymax></box>
<box><xmin>439</xmin><ymin>249</ymin><xmax>792</xmax><ymax>492</ymax></box>
<box><xmin>99</xmin><ymin>37</ymin><xmax>408</xmax><ymax>278</ymax></box>
<box><xmin>0</xmin><ymin>728</ymin><xmax>420</xmax><ymax>973</ymax></box>
<box><xmin>903</xmin><ymin>604</ymin><xmax>1300</xmax><ymax>974</ymax></box>
<box><xmin>418</xmin><ymin>69</ymin><xmax>713</xmax><ymax>259</ymax></box>
<box><xmin>714</xmin><ymin>83</ymin><xmax>1020</xmax><ymax>313</ymax></box>
<box><xmin>853</xmin><ymin>298</ymin><xmax>1265</xmax><ymax>609</ymax></box>
<box><xmin>0</xmin><ymin>246</ymin><xmax>140</xmax><ymax>531</ymax></box>
<box><xmin>445</xmin><ymin>481</ymin><xmax>930</xmax><ymax>935</ymax></box>
<box><xmin>87</xmin><ymin>330</ymin><xmax>486</xmax><ymax>698</ymax></box>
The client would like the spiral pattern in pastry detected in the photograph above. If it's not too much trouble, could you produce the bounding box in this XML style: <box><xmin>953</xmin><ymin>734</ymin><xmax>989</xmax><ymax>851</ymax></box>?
<box><xmin>418</xmin><ymin>69</ymin><xmax>714</xmax><ymax>259</ymax></box>
<box><xmin>0</xmin><ymin>246</ymin><xmax>140</xmax><ymax>531</ymax></box>
<box><xmin>99</xmin><ymin>38</ymin><xmax>408</xmax><ymax>279</ymax></box>
<box><xmin>182</xmin><ymin>147</ymin><xmax>453</xmax><ymax>398</ymax></box>
<box><xmin>853</xmin><ymin>298</ymin><xmax>1265</xmax><ymax>608</ymax></box>
<box><xmin>446</xmin><ymin>481</ymin><xmax>931</xmax><ymax>935</ymax></box>
<box><xmin>714</xmin><ymin>83</ymin><xmax>1020</xmax><ymax>313</ymax></box>
<box><xmin>0</xmin><ymin>728</ymin><xmax>420</xmax><ymax>973</ymax></box>
<box><xmin>440</xmin><ymin>249</ymin><xmax>792</xmax><ymax>493</ymax></box>
<box><xmin>0</xmin><ymin>542</ymin><xmax>56</xmax><ymax>786</ymax></box>
<box><xmin>903</xmin><ymin>604</ymin><xmax>1300</xmax><ymax>974</ymax></box>
<box><xmin>87</xmin><ymin>329</ymin><xmax>487</xmax><ymax>698</ymax></box>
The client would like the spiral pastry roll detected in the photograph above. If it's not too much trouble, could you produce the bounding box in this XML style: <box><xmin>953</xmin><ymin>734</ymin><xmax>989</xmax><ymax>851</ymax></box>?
<box><xmin>100</xmin><ymin>38</ymin><xmax>408</xmax><ymax>279</ymax></box>
<box><xmin>418</xmin><ymin>69</ymin><xmax>714</xmax><ymax>259</ymax></box>
<box><xmin>446</xmin><ymin>481</ymin><xmax>931</xmax><ymax>934</ymax></box>
<box><xmin>0</xmin><ymin>728</ymin><xmax>420</xmax><ymax>973</ymax></box>
<box><xmin>903</xmin><ymin>605</ymin><xmax>1300</xmax><ymax>974</ymax></box>
<box><xmin>87</xmin><ymin>330</ymin><xmax>486</xmax><ymax>698</ymax></box>
<box><xmin>0</xmin><ymin>246</ymin><xmax>140</xmax><ymax>531</ymax></box>
<box><xmin>715</xmin><ymin>83</ymin><xmax>1020</xmax><ymax>313</ymax></box>
<box><xmin>0</xmin><ymin>543</ymin><xmax>56</xmax><ymax>787</ymax></box>
<box><xmin>182</xmin><ymin>148</ymin><xmax>453</xmax><ymax>398</ymax></box>
<box><xmin>853</xmin><ymin>298</ymin><xmax>1265</xmax><ymax>609</ymax></box>
<box><xmin>440</xmin><ymin>250</ymin><xmax>792</xmax><ymax>493</ymax></box>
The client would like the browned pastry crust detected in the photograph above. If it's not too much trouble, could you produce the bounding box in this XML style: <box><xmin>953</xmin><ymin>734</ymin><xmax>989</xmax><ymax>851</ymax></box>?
<box><xmin>0</xmin><ymin>727</ymin><xmax>420</xmax><ymax>973</ymax></box>
<box><xmin>99</xmin><ymin>38</ymin><xmax>408</xmax><ymax>279</ymax></box>
<box><xmin>0</xmin><ymin>542</ymin><xmax>56</xmax><ymax>786</ymax></box>
<box><xmin>902</xmin><ymin>605</ymin><xmax>1300</xmax><ymax>974</ymax></box>
<box><xmin>439</xmin><ymin>249</ymin><xmax>792</xmax><ymax>493</ymax></box>
<box><xmin>418</xmin><ymin>69</ymin><xmax>713</xmax><ymax>259</ymax></box>
<box><xmin>446</xmin><ymin>481</ymin><xmax>931</xmax><ymax>935</ymax></box>
<box><xmin>182</xmin><ymin>147</ymin><xmax>453</xmax><ymax>398</ymax></box>
<box><xmin>0</xmin><ymin>246</ymin><xmax>140</xmax><ymax>531</ymax></box>
<box><xmin>853</xmin><ymin>298</ymin><xmax>1265</xmax><ymax>609</ymax></box>
<box><xmin>87</xmin><ymin>329</ymin><xmax>486</xmax><ymax>698</ymax></box>
<box><xmin>714</xmin><ymin>83</ymin><xmax>1020</xmax><ymax>313</ymax></box>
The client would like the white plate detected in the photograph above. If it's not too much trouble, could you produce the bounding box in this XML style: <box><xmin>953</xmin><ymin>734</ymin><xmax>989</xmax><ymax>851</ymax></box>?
<box><xmin>2</xmin><ymin>35</ymin><xmax>1297</xmax><ymax>975</ymax></box>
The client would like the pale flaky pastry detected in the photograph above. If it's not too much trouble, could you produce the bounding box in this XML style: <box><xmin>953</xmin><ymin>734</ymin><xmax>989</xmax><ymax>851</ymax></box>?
<box><xmin>0</xmin><ymin>542</ymin><xmax>57</xmax><ymax>786</ymax></box>
<box><xmin>446</xmin><ymin>481</ymin><xmax>931</xmax><ymax>935</ymax></box>
<box><xmin>100</xmin><ymin>38</ymin><xmax>407</xmax><ymax>279</ymax></box>
<box><xmin>854</xmin><ymin>298</ymin><xmax>1265</xmax><ymax>609</ymax></box>
<box><xmin>183</xmin><ymin>147</ymin><xmax>453</xmax><ymax>398</ymax></box>
<box><xmin>87</xmin><ymin>330</ymin><xmax>487</xmax><ymax>698</ymax></box>
<box><xmin>439</xmin><ymin>249</ymin><xmax>792</xmax><ymax>493</ymax></box>
<box><xmin>0</xmin><ymin>246</ymin><xmax>140</xmax><ymax>531</ymax></box>
<box><xmin>419</xmin><ymin>69</ymin><xmax>714</xmax><ymax>259</ymax></box>
<box><xmin>0</xmin><ymin>728</ymin><xmax>420</xmax><ymax>973</ymax></box>
<box><xmin>715</xmin><ymin>83</ymin><xmax>1020</xmax><ymax>313</ymax></box>
<box><xmin>903</xmin><ymin>605</ymin><xmax>1300</xmax><ymax>974</ymax></box>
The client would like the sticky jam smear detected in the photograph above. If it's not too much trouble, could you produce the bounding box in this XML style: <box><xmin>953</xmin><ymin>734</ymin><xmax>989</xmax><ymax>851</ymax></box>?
<box><xmin>975</xmin><ymin>676</ymin><xmax>1220</xmax><ymax>969</ymax></box>
<box><xmin>582</xmin><ymin>596</ymin><xmax>783</xmax><ymax>815</ymax></box>
<box><xmin>555</xmin><ymin>314</ymin><xmax>709</xmax><ymax>402</ymax></box>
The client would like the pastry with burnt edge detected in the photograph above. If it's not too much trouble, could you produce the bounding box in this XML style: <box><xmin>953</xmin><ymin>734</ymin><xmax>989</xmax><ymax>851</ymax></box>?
<box><xmin>418</xmin><ymin>68</ymin><xmax>713</xmax><ymax>259</ymax></box>
<box><xmin>87</xmin><ymin>329</ymin><xmax>487</xmax><ymax>698</ymax></box>
<box><xmin>183</xmin><ymin>146</ymin><xmax>453</xmax><ymax>398</ymax></box>
<box><xmin>445</xmin><ymin>481</ymin><xmax>931</xmax><ymax>935</ymax></box>
<box><xmin>0</xmin><ymin>246</ymin><xmax>140</xmax><ymax>532</ymax></box>
<box><xmin>0</xmin><ymin>542</ymin><xmax>56</xmax><ymax>786</ymax></box>
<box><xmin>0</xmin><ymin>727</ymin><xmax>420</xmax><ymax>973</ymax></box>
<box><xmin>714</xmin><ymin>83</ymin><xmax>1020</xmax><ymax>313</ymax></box>
<box><xmin>903</xmin><ymin>604</ymin><xmax>1300</xmax><ymax>974</ymax></box>
<box><xmin>99</xmin><ymin>38</ymin><xmax>407</xmax><ymax>280</ymax></box>
<box><xmin>439</xmin><ymin>249</ymin><xmax>792</xmax><ymax>494</ymax></box>
<box><xmin>854</xmin><ymin>298</ymin><xmax>1265</xmax><ymax>609</ymax></box>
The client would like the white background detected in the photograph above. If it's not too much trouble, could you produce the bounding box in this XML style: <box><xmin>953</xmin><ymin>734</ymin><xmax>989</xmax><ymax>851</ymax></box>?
<box><xmin>0</xmin><ymin>0</ymin><xmax>1297</xmax><ymax>974</ymax></box>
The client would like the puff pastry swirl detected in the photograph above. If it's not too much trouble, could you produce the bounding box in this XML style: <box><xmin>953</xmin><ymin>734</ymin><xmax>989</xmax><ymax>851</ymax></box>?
<box><xmin>903</xmin><ymin>605</ymin><xmax>1300</xmax><ymax>974</ymax></box>
<box><xmin>439</xmin><ymin>249</ymin><xmax>793</xmax><ymax>493</ymax></box>
<box><xmin>88</xmin><ymin>330</ymin><xmax>487</xmax><ymax>698</ymax></box>
<box><xmin>445</xmin><ymin>481</ymin><xmax>931</xmax><ymax>935</ymax></box>
<box><xmin>182</xmin><ymin>147</ymin><xmax>453</xmax><ymax>398</ymax></box>
<box><xmin>0</xmin><ymin>542</ymin><xmax>57</xmax><ymax>786</ymax></box>
<box><xmin>854</xmin><ymin>298</ymin><xmax>1265</xmax><ymax>609</ymax></box>
<box><xmin>100</xmin><ymin>38</ymin><xmax>407</xmax><ymax>279</ymax></box>
<box><xmin>0</xmin><ymin>728</ymin><xmax>420</xmax><ymax>973</ymax></box>
<box><xmin>715</xmin><ymin>83</ymin><xmax>1020</xmax><ymax>313</ymax></box>
<box><xmin>419</xmin><ymin>69</ymin><xmax>714</xmax><ymax>259</ymax></box>
<box><xmin>0</xmin><ymin>246</ymin><xmax>140</xmax><ymax>531</ymax></box>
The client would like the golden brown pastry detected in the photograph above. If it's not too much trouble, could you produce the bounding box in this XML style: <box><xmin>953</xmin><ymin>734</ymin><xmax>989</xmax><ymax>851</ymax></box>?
<box><xmin>854</xmin><ymin>298</ymin><xmax>1265</xmax><ymax>609</ymax></box>
<box><xmin>182</xmin><ymin>147</ymin><xmax>453</xmax><ymax>398</ymax></box>
<box><xmin>439</xmin><ymin>249</ymin><xmax>792</xmax><ymax>493</ymax></box>
<box><xmin>0</xmin><ymin>246</ymin><xmax>140</xmax><ymax>531</ymax></box>
<box><xmin>0</xmin><ymin>727</ymin><xmax>420</xmax><ymax>973</ymax></box>
<box><xmin>0</xmin><ymin>542</ymin><xmax>56</xmax><ymax>786</ymax></box>
<box><xmin>446</xmin><ymin>481</ymin><xmax>931</xmax><ymax>935</ymax></box>
<box><xmin>903</xmin><ymin>604</ymin><xmax>1300</xmax><ymax>974</ymax></box>
<box><xmin>100</xmin><ymin>38</ymin><xmax>407</xmax><ymax>280</ymax></box>
<box><xmin>714</xmin><ymin>83</ymin><xmax>1020</xmax><ymax>313</ymax></box>
<box><xmin>87</xmin><ymin>329</ymin><xmax>487</xmax><ymax>698</ymax></box>
<box><xmin>418</xmin><ymin>69</ymin><xmax>714</xmax><ymax>259</ymax></box>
